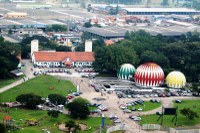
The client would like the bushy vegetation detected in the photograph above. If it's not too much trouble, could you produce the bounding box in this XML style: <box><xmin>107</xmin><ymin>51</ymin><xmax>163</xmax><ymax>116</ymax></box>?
<box><xmin>16</xmin><ymin>93</ymin><xmax>44</xmax><ymax>109</ymax></box>
<box><xmin>0</xmin><ymin>36</ymin><xmax>20</xmax><ymax>79</ymax></box>
<box><xmin>67</xmin><ymin>98</ymin><xmax>90</xmax><ymax>119</ymax></box>
<box><xmin>93</xmin><ymin>30</ymin><xmax>200</xmax><ymax>82</ymax></box>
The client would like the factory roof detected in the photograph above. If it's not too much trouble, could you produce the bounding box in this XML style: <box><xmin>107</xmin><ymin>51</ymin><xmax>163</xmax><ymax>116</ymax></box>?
<box><xmin>123</xmin><ymin>8</ymin><xmax>200</xmax><ymax>13</ymax></box>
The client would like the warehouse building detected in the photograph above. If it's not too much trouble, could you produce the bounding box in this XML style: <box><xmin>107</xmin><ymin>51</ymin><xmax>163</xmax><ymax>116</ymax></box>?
<box><xmin>4</xmin><ymin>12</ymin><xmax>28</xmax><ymax>18</ymax></box>
<box><xmin>123</xmin><ymin>8</ymin><xmax>200</xmax><ymax>15</ymax></box>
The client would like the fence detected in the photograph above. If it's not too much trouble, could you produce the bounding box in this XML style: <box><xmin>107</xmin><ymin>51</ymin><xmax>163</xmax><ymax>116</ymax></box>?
<box><xmin>106</xmin><ymin>125</ymin><xmax>130</xmax><ymax>133</ymax></box>
<box><xmin>142</xmin><ymin>124</ymin><xmax>161</xmax><ymax>130</ymax></box>
<box><xmin>170</xmin><ymin>128</ymin><xmax>200</xmax><ymax>133</ymax></box>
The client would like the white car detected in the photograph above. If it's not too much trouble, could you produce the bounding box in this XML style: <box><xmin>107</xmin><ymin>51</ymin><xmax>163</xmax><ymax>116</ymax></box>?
<box><xmin>124</xmin><ymin>109</ymin><xmax>131</xmax><ymax>113</ymax></box>
<box><xmin>136</xmin><ymin>95</ymin><xmax>141</xmax><ymax>98</ymax></box>
<box><xmin>114</xmin><ymin>119</ymin><xmax>121</xmax><ymax>123</ymax></box>
<box><xmin>154</xmin><ymin>94</ymin><xmax>158</xmax><ymax>97</ymax></box>
<box><xmin>120</xmin><ymin>106</ymin><xmax>127</xmax><ymax>110</ymax></box>
<box><xmin>138</xmin><ymin>107</ymin><xmax>143</xmax><ymax>111</ymax></box>
<box><xmin>109</xmin><ymin>114</ymin><xmax>118</xmax><ymax>119</ymax></box>
<box><xmin>133</xmin><ymin>117</ymin><xmax>142</xmax><ymax>121</ymax></box>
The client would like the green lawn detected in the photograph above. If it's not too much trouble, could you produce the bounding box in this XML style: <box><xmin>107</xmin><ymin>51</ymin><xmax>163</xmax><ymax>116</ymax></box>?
<box><xmin>0</xmin><ymin>108</ymin><xmax>113</xmax><ymax>133</ymax></box>
<box><xmin>127</xmin><ymin>101</ymin><xmax>161</xmax><ymax>112</ymax></box>
<box><xmin>0</xmin><ymin>78</ymin><xmax>20</xmax><ymax>89</ymax></box>
<box><xmin>0</xmin><ymin>75</ymin><xmax>76</xmax><ymax>102</ymax></box>
<box><xmin>88</xmin><ymin>106</ymin><xmax>97</xmax><ymax>111</ymax></box>
<box><xmin>140</xmin><ymin>100</ymin><xmax>200</xmax><ymax>128</ymax></box>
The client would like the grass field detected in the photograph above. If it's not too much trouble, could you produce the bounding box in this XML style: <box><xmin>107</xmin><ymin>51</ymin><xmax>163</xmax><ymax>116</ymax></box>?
<box><xmin>0</xmin><ymin>78</ymin><xmax>20</xmax><ymax>89</ymax></box>
<box><xmin>0</xmin><ymin>108</ymin><xmax>112</xmax><ymax>133</ymax></box>
<box><xmin>140</xmin><ymin>100</ymin><xmax>200</xmax><ymax>128</ymax></box>
<box><xmin>0</xmin><ymin>75</ymin><xmax>76</xmax><ymax>102</ymax></box>
<box><xmin>127</xmin><ymin>101</ymin><xmax>161</xmax><ymax>112</ymax></box>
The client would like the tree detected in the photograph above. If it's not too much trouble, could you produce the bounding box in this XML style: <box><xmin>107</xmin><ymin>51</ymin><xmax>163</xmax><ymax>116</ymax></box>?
<box><xmin>83</xmin><ymin>22</ymin><xmax>92</xmax><ymax>28</ymax></box>
<box><xmin>67</xmin><ymin>98</ymin><xmax>90</xmax><ymax>119</ymax></box>
<box><xmin>47</xmin><ymin>110</ymin><xmax>59</xmax><ymax>118</ymax></box>
<box><xmin>65</xmin><ymin>120</ymin><xmax>80</xmax><ymax>133</ymax></box>
<box><xmin>180</xmin><ymin>108</ymin><xmax>199</xmax><ymax>120</ymax></box>
<box><xmin>48</xmin><ymin>94</ymin><xmax>66</xmax><ymax>105</ymax></box>
<box><xmin>140</xmin><ymin>50</ymin><xmax>170</xmax><ymax>68</ymax></box>
<box><xmin>16</xmin><ymin>93</ymin><xmax>44</xmax><ymax>109</ymax></box>
<box><xmin>161</xmin><ymin>0</ymin><xmax>169</xmax><ymax>6</ymax></box>
<box><xmin>0</xmin><ymin>36</ymin><xmax>4</xmax><ymax>42</ymax></box>
<box><xmin>0</xmin><ymin>124</ymin><xmax>6</xmax><ymax>133</ymax></box>
<box><xmin>56</xmin><ymin>46</ymin><xmax>72</xmax><ymax>52</ymax></box>
<box><xmin>0</xmin><ymin>41</ymin><xmax>20</xmax><ymax>79</ymax></box>
<box><xmin>93</xmin><ymin>45</ymin><xmax>139</xmax><ymax>73</ymax></box>
<box><xmin>21</xmin><ymin>35</ymin><xmax>57</xmax><ymax>58</ymax></box>
<box><xmin>45</xmin><ymin>24</ymin><xmax>67</xmax><ymax>32</ymax></box>
<box><xmin>192</xmin><ymin>83</ymin><xmax>200</xmax><ymax>96</ymax></box>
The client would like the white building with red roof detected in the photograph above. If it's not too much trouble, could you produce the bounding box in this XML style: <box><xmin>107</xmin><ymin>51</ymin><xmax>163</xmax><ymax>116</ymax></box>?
<box><xmin>31</xmin><ymin>40</ymin><xmax>94</xmax><ymax>68</ymax></box>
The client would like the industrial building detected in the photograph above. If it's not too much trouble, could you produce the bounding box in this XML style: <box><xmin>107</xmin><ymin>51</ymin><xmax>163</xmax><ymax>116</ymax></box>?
<box><xmin>82</xmin><ymin>24</ymin><xmax>200</xmax><ymax>39</ymax></box>
<box><xmin>4</xmin><ymin>12</ymin><xmax>28</xmax><ymax>18</ymax></box>
<box><xmin>123</xmin><ymin>8</ymin><xmax>200</xmax><ymax>15</ymax></box>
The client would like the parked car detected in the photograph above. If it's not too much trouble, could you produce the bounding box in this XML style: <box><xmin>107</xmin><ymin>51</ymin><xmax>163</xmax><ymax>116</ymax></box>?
<box><xmin>123</xmin><ymin>109</ymin><xmax>131</xmax><ymax>113</ymax></box>
<box><xmin>156</xmin><ymin>112</ymin><xmax>162</xmax><ymax>115</ymax></box>
<box><xmin>109</xmin><ymin>114</ymin><xmax>118</xmax><ymax>120</ymax></box>
<box><xmin>138</xmin><ymin>107</ymin><xmax>143</xmax><ymax>111</ymax></box>
<box><xmin>129</xmin><ymin>115</ymin><xmax>137</xmax><ymax>119</ymax></box>
<box><xmin>114</xmin><ymin>119</ymin><xmax>121</xmax><ymax>123</ymax></box>
<box><xmin>131</xmin><ymin>107</ymin><xmax>136</xmax><ymax>111</ymax></box>
<box><xmin>175</xmin><ymin>99</ymin><xmax>182</xmax><ymax>103</ymax></box>
<box><xmin>133</xmin><ymin>117</ymin><xmax>142</xmax><ymax>121</ymax></box>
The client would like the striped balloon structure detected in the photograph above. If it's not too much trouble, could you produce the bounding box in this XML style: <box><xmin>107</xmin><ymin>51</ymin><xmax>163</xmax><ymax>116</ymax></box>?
<box><xmin>134</xmin><ymin>62</ymin><xmax>165</xmax><ymax>87</ymax></box>
<box><xmin>118</xmin><ymin>63</ymin><xmax>135</xmax><ymax>80</ymax></box>
<box><xmin>166</xmin><ymin>71</ymin><xmax>186</xmax><ymax>88</ymax></box>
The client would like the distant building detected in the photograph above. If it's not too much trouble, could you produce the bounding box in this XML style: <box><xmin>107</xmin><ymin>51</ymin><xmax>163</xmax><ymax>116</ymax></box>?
<box><xmin>123</xmin><ymin>8</ymin><xmax>200</xmax><ymax>15</ymax></box>
<box><xmin>9</xmin><ymin>0</ymin><xmax>36</xmax><ymax>2</ymax></box>
<box><xmin>4</xmin><ymin>12</ymin><xmax>28</xmax><ymax>18</ymax></box>
<box><xmin>12</xmin><ymin>29</ymin><xmax>44</xmax><ymax>36</ymax></box>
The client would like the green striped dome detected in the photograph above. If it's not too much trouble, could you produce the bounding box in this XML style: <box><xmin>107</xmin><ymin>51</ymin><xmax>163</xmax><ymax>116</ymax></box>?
<box><xmin>118</xmin><ymin>63</ymin><xmax>135</xmax><ymax>80</ymax></box>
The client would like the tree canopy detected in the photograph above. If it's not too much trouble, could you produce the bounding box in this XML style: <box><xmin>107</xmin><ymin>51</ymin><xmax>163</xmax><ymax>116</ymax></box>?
<box><xmin>45</xmin><ymin>24</ymin><xmax>67</xmax><ymax>32</ymax></box>
<box><xmin>48</xmin><ymin>94</ymin><xmax>66</xmax><ymax>105</ymax></box>
<box><xmin>0</xmin><ymin>37</ymin><xmax>20</xmax><ymax>79</ymax></box>
<box><xmin>16</xmin><ymin>93</ymin><xmax>44</xmax><ymax>109</ymax></box>
<box><xmin>67</xmin><ymin>98</ymin><xmax>90</xmax><ymax>119</ymax></box>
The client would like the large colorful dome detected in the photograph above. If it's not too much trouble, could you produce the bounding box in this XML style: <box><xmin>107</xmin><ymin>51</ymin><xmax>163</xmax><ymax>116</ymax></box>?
<box><xmin>118</xmin><ymin>63</ymin><xmax>135</xmax><ymax>80</ymax></box>
<box><xmin>134</xmin><ymin>62</ymin><xmax>164</xmax><ymax>87</ymax></box>
<box><xmin>166</xmin><ymin>71</ymin><xmax>186</xmax><ymax>88</ymax></box>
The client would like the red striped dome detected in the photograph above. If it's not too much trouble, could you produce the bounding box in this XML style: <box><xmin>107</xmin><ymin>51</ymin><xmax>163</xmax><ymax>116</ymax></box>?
<box><xmin>134</xmin><ymin>62</ymin><xmax>164</xmax><ymax>87</ymax></box>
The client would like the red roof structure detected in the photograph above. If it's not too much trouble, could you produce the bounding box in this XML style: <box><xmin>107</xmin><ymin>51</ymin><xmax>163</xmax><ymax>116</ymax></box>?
<box><xmin>33</xmin><ymin>52</ymin><xmax>95</xmax><ymax>62</ymax></box>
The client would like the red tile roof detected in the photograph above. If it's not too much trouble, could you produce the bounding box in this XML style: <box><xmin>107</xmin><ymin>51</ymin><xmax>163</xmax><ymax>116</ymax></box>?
<box><xmin>33</xmin><ymin>52</ymin><xmax>95</xmax><ymax>62</ymax></box>
<box><xmin>105</xmin><ymin>40</ymin><xmax>115</xmax><ymax>46</ymax></box>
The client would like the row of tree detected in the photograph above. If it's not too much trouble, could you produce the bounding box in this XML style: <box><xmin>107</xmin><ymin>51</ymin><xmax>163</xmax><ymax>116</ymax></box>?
<box><xmin>16</xmin><ymin>93</ymin><xmax>90</xmax><ymax>119</ymax></box>
<box><xmin>93</xmin><ymin>30</ymin><xmax>200</xmax><ymax>82</ymax></box>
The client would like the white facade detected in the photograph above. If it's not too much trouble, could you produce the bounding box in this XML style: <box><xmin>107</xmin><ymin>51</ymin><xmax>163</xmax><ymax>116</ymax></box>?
<box><xmin>85</xmin><ymin>40</ymin><xmax>93</xmax><ymax>52</ymax></box>
<box><xmin>31</xmin><ymin>39</ymin><xmax>39</xmax><ymax>55</ymax></box>
<box><xmin>32</xmin><ymin>60</ymin><xmax>93</xmax><ymax>68</ymax></box>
